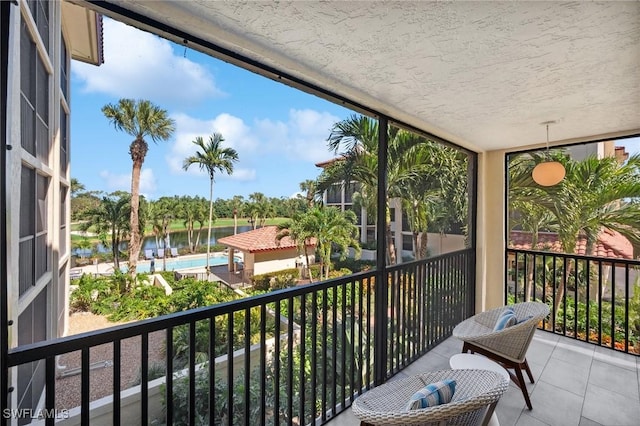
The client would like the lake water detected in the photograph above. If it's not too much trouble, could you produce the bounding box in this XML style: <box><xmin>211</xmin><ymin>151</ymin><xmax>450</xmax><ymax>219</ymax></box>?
<box><xmin>75</xmin><ymin>225</ymin><xmax>253</xmax><ymax>255</ymax></box>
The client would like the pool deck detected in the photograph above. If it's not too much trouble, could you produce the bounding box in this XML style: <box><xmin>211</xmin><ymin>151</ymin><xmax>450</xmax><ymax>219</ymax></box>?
<box><xmin>70</xmin><ymin>252</ymin><xmax>237</xmax><ymax>278</ymax></box>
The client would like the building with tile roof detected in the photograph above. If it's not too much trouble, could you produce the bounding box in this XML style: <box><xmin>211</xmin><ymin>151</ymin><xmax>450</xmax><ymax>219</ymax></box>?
<box><xmin>218</xmin><ymin>226</ymin><xmax>316</xmax><ymax>276</ymax></box>
<box><xmin>509</xmin><ymin>230</ymin><xmax>634</xmax><ymax>260</ymax></box>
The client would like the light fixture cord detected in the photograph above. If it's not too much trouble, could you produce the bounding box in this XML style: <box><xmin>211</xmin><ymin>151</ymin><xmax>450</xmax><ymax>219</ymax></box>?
<box><xmin>545</xmin><ymin>124</ymin><xmax>550</xmax><ymax>159</ymax></box>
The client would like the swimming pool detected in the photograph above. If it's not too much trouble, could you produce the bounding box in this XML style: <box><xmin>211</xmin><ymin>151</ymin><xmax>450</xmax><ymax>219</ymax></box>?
<box><xmin>126</xmin><ymin>255</ymin><xmax>241</xmax><ymax>273</ymax></box>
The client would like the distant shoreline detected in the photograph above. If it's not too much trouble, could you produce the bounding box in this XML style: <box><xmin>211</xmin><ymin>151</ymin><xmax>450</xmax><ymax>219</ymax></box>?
<box><xmin>71</xmin><ymin>217</ymin><xmax>288</xmax><ymax>241</ymax></box>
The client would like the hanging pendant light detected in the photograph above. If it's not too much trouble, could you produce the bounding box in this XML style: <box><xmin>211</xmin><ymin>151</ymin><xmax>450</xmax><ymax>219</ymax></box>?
<box><xmin>532</xmin><ymin>121</ymin><xmax>565</xmax><ymax>186</ymax></box>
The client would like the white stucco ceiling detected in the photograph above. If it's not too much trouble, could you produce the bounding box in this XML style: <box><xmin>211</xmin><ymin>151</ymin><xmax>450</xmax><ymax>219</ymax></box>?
<box><xmin>87</xmin><ymin>1</ymin><xmax>640</xmax><ymax>152</ymax></box>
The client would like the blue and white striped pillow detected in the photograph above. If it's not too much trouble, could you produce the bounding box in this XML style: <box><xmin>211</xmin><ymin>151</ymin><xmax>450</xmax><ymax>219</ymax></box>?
<box><xmin>493</xmin><ymin>307</ymin><xmax>517</xmax><ymax>331</ymax></box>
<box><xmin>405</xmin><ymin>379</ymin><xmax>456</xmax><ymax>410</ymax></box>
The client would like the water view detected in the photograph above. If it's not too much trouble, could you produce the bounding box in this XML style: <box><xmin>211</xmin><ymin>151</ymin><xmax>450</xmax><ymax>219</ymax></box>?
<box><xmin>75</xmin><ymin>225</ymin><xmax>252</xmax><ymax>256</ymax></box>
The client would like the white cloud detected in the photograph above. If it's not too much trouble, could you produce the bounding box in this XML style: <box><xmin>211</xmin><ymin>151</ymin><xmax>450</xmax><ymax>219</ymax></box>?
<box><xmin>72</xmin><ymin>18</ymin><xmax>222</xmax><ymax>105</ymax></box>
<box><xmin>99</xmin><ymin>168</ymin><xmax>157</xmax><ymax>196</ymax></box>
<box><xmin>167</xmin><ymin>113</ymin><xmax>258</xmax><ymax>180</ymax></box>
<box><xmin>255</xmin><ymin>109</ymin><xmax>340</xmax><ymax>162</ymax></box>
<box><xmin>166</xmin><ymin>108</ymin><xmax>340</xmax><ymax>180</ymax></box>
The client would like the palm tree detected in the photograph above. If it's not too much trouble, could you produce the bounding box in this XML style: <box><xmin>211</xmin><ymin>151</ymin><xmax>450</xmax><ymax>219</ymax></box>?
<box><xmin>509</xmin><ymin>153</ymin><xmax>640</xmax><ymax>312</ymax></box>
<box><xmin>320</xmin><ymin>115</ymin><xmax>440</xmax><ymax>265</ymax></box>
<box><xmin>183</xmin><ymin>134</ymin><xmax>239</xmax><ymax>271</ymax></box>
<box><xmin>276</xmin><ymin>213</ymin><xmax>317</xmax><ymax>282</ymax></box>
<box><xmin>248</xmin><ymin>192</ymin><xmax>269</xmax><ymax>229</ymax></box>
<box><xmin>102</xmin><ymin>99</ymin><xmax>175</xmax><ymax>276</ymax></box>
<box><xmin>149</xmin><ymin>197</ymin><xmax>177</xmax><ymax>270</ymax></box>
<box><xmin>299</xmin><ymin>179</ymin><xmax>319</xmax><ymax>208</ymax></box>
<box><xmin>286</xmin><ymin>206</ymin><xmax>360</xmax><ymax>280</ymax></box>
<box><xmin>70</xmin><ymin>178</ymin><xmax>85</xmax><ymax>196</ymax></box>
<box><xmin>230</xmin><ymin>195</ymin><xmax>245</xmax><ymax>235</ymax></box>
<box><xmin>80</xmin><ymin>195</ymin><xmax>131</xmax><ymax>270</ymax></box>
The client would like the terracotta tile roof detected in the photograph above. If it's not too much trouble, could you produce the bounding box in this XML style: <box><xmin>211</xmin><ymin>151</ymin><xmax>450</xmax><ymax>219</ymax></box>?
<box><xmin>315</xmin><ymin>156</ymin><xmax>345</xmax><ymax>168</ymax></box>
<box><xmin>217</xmin><ymin>226</ymin><xmax>316</xmax><ymax>253</ymax></box>
<box><xmin>509</xmin><ymin>229</ymin><xmax>633</xmax><ymax>260</ymax></box>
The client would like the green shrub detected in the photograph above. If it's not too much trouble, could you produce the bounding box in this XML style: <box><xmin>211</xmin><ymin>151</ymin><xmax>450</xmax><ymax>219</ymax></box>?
<box><xmin>333</xmin><ymin>258</ymin><xmax>375</xmax><ymax>273</ymax></box>
<box><xmin>105</xmin><ymin>284</ymin><xmax>170</xmax><ymax>321</ymax></box>
<box><xmin>251</xmin><ymin>268</ymin><xmax>299</xmax><ymax>291</ymax></box>
<box><xmin>69</xmin><ymin>274</ymin><xmax>113</xmax><ymax>313</ymax></box>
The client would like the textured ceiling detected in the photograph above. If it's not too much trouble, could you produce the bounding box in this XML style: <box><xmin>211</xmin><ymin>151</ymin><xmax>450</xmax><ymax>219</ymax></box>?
<box><xmin>93</xmin><ymin>1</ymin><xmax>640</xmax><ymax>152</ymax></box>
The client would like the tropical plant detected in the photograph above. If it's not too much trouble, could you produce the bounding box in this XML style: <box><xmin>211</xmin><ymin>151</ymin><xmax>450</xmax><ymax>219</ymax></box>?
<box><xmin>70</xmin><ymin>177</ymin><xmax>85</xmax><ymax>196</ymax></box>
<box><xmin>276</xmin><ymin>212</ymin><xmax>319</xmax><ymax>282</ymax></box>
<box><xmin>247</xmin><ymin>192</ymin><xmax>269</xmax><ymax>229</ymax></box>
<box><xmin>176</xmin><ymin>195</ymin><xmax>208</xmax><ymax>253</ymax></box>
<box><xmin>320</xmin><ymin>115</ymin><xmax>469</xmax><ymax>264</ymax></box>
<box><xmin>289</xmin><ymin>206</ymin><xmax>360</xmax><ymax>280</ymax></box>
<box><xmin>509</xmin><ymin>153</ymin><xmax>640</xmax><ymax>313</ymax></box>
<box><xmin>72</xmin><ymin>237</ymin><xmax>93</xmax><ymax>259</ymax></box>
<box><xmin>230</xmin><ymin>195</ymin><xmax>245</xmax><ymax>235</ymax></box>
<box><xmin>299</xmin><ymin>179</ymin><xmax>319</xmax><ymax>208</ymax></box>
<box><xmin>79</xmin><ymin>194</ymin><xmax>131</xmax><ymax>269</ymax></box>
<box><xmin>183</xmin><ymin>133</ymin><xmax>239</xmax><ymax>271</ymax></box>
<box><xmin>102</xmin><ymin>98</ymin><xmax>175</xmax><ymax>276</ymax></box>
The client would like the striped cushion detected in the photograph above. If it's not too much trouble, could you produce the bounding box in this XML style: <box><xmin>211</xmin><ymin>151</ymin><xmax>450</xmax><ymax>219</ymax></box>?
<box><xmin>493</xmin><ymin>307</ymin><xmax>517</xmax><ymax>331</ymax></box>
<box><xmin>405</xmin><ymin>379</ymin><xmax>456</xmax><ymax>410</ymax></box>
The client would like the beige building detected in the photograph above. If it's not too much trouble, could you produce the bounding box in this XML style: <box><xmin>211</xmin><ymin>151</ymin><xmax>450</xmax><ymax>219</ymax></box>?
<box><xmin>3</xmin><ymin>0</ymin><xmax>102</xmax><ymax>414</ymax></box>
<box><xmin>218</xmin><ymin>226</ymin><xmax>316</xmax><ymax>277</ymax></box>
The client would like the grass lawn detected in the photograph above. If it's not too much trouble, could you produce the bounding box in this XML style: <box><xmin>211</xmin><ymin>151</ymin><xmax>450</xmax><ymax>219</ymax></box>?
<box><xmin>71</xmin><ymin>217</ymin><xmax>289</xmax><ymax>244</ymax></box>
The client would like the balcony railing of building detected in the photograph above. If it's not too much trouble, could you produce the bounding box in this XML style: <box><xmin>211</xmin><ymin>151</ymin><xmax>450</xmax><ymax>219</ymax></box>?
<box><xmin>506</xmin><ymin>248</ymin><xmax>640</xmax><ymax>356</ymax></box>
<box><xmin>3</xmin><ymin>249</ymin><xmax>474</xmax><ymax>425</ymax></box>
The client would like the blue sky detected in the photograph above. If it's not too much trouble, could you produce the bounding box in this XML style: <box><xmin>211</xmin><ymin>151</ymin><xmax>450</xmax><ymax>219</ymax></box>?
<box><xmin>70</xmin><ymin>18</ymin><xmax>353</xmax><ymax>200</ymax></box>
<box><xmin>70</xmin><ymin>19</ymin><xmax>640</xmax><ymax>202</ymax></box>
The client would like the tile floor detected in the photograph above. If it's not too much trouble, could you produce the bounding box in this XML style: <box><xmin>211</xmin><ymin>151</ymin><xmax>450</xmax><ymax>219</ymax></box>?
<box><xmin>326</xmin><ymin>331</ymin><xmax>640</xmax><ymax>426</ymax></box>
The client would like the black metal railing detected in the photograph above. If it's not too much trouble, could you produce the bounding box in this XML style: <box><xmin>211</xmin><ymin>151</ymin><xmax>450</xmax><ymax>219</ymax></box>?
<box><xmin>3</xmin><ymin>249</ymin><xmax>474</xmax><ymax>425</ymax></box>
<box><xmin>506</xmin><ymin>248</ymin><xmax>640</xmax><ymax>355</ymax></box>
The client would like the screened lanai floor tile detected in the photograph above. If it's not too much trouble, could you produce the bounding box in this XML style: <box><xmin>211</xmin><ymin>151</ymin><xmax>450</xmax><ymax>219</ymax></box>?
<box><xmin>328</xmin><ymin>331</ymin><xmax>640</xmax><ymax>426</ymax></box>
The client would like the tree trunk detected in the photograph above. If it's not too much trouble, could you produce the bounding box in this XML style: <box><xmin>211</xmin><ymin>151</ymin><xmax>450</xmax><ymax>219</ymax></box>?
<box><xmin>186</xmin><ymin>220</ymin><xmax>193</xmax><ymax>253</ymax></box>
<box><xmin>111</xmin><ymin>224</ymin><xmax>119</xmax><ymax>269</ymax></box>
<box><xmin>206</xmin><ymin>179</ymin><xmax>214</xmax><ymax>272</ymax></box>
<box><xmin>385</xmin><ymin>204</ymin><xmax>397</xmax><ymax>265</ymax></box>
<box><xmin>418</xmin><ymin>231</ymin><xmax>428</xmax><ymax>259</ymax></box>
<box><xmin>233</xmin><ymin>208</ymin><xmax>238</xmax><ymax>235</ymax></box>
<box><xmin>195</xmin><ymin>225</ymin><xmax>202</xmax><ymax>252</ymax></box>
<box><xmin>304</xmin><ymin>242</ymin><xmax>313</xmax><ymax>283</ymax></box>
<box><xmin>128</xmin><ymin>160</ymin><xmax>143</xmax><ymax>277</ymax></box>
<box><xmin>386</xmin><ymin>222</ymin><xmax>396</xmax><ymax>265</ymax></box>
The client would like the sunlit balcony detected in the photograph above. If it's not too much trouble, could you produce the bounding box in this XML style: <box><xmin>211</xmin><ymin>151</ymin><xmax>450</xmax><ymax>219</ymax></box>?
<box><xmin>328</xmin><ymin>331</ymin><xmax>640</xmax><ymax>426</ymax></box>
<box><xmin>5</xmin><ymin>248</ymin><xmax>639</xmax><ymax>425</ymax></box>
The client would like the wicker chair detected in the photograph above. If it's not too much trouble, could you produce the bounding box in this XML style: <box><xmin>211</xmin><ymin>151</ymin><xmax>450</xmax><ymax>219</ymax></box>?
<box><xmin>452</xmin><ymin>301</ymin><xmax>550</xmax><ymax>410</ymax></box>
<box><xmin>352</xmin><ymin>369</ymin><xmax>508</xmax><ymax>426</ymax></box>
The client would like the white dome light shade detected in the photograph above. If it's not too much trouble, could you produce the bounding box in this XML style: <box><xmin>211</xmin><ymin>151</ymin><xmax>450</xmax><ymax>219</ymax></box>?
<box><xmin>532</xmin><ymin>161</ymin><xmax>566</xmax><ymax>186</ymax></box>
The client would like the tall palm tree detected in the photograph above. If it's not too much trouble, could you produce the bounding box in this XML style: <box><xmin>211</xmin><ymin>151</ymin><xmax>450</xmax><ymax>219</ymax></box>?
<box><xmin>102</xmin><ymin>99</ymin><xmax>175</xmax><ymax>276</ymax></box>
<box><xmin>183</xmin><ymin>133</ymin><xmax>239</xmax><ymax>271</ymax></box>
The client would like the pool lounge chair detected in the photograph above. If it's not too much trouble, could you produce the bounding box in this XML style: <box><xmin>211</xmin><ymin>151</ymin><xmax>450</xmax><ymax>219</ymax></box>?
<box><xmin>144</xmin><ymin>249</ymin><xmax>154</xmax><ymax>260</ymax></box>
<box><xmin>170</xmin><ymin>247</ymin><xmax>179</xmax><ymax>257</ymax></box>
<box><xmin>157</xmin><ymin>248</ymin><xmax>165</xmax><ymax>258</ymax></box>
